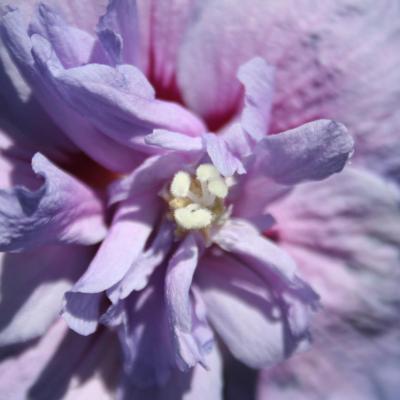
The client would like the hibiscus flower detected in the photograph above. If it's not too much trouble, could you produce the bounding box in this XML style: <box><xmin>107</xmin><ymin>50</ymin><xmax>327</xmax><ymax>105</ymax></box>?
<box><xmin>0</xmin><ymin>1</ymin><xmax>398</xmax><ymax>400</ymax></box>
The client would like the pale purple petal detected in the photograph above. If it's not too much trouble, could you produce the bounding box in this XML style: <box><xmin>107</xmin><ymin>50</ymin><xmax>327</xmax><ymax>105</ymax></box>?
<box><xmin>197</xmin><ymin>252</ymin><xmax>308</xmax><ymax>369</ymax></box>
<box><xmin>165</xmin><ymin>234</ymin><xmax>213</xmax><ymax>371</ymax></box>
<box><xmin>254</xmin><ymin>120</ymin><xmax>353</xmax><ymax>185</ymax></box>
<box><xmin>108</xmin><ymin>152</ymin><xmax>191</xmax><ymax>206</ymax></box>
<box><xmin>9</xmin><ymin>0</ymin><xmax>108</xmax><ymax>34</ymax></box>
<box><xmin>0</xmin><ymin>153</ymin><xmax>106</xmax><ymax>251</ymax></box>
<box><xmin>71</xmin><ymin>193</ymin><xmax>160</xmax><ymax>294</ymax></box>
<box><xmin>35</xmin><ymin>56</ymin><xmax>206</xmax><ymax>150</ymax></box>
<box><xmin>97</xmin><ymin>0</ymin><xmax>138</xmax><ymax>65</ymax></box>
<box><xmin>145</xmin><ymin>129</ymin><xmax>203</xmax><ymax>152</ymax></box>
<box><xmin>111</xmin><ymin>220</ymin><xmax>174</xmax><ymax>299</ymax></box>
<box><xmin>203</xmin><ymin>133</ymin><xmax>245</xmax><ymax>177</ymax></box>
<box><xmin>230</xmin><ymin>170</ymin><xmax>290</xmax><ymax>224</ymax></box>
<box><xmin>237</xmin><ymin>57</ymin><xmax>275</xmax><ymax>140</ymax></box>
<box><xmin>214</xmin><ymin>219</ymin><xmax>297</xmax><ymax>281</ymax></box>
<box><xmin>0</xmin><ymin>9</ymin><xmax>141</xmax><ymax>172</ymax></box>
<box><xmin>269</xmin><ymin>167</ymin><xmax>400</xmax><ymax>324</ymax></box>
<box><xmin>30</xmin><ymin>3</ymin><xmax>97</xmax><ymax>68</ymax></box>
<box><xmin>212</xmin><ymin>219</ymin><xmax>319</xmax><ymax>365</ymax></box>
<box><xmin>0</xmin><ymin>245</ymin><xmax>92</xmax><ymax>346</ymax></box>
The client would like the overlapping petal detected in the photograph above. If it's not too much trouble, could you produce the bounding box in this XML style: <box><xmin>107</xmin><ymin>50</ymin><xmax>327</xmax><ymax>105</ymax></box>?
<box><xmin>0</xmin><ymin>320</ymin><xmax>119</xmax><ymax>400</ymax></box>
<box><xmin>0</xmin><ymin>244</ymin><xmax>93</xmax><ymax>346</ymax></box>
<box><xmin>0</xmin><ymin>153</ymin><xmax>106</xmax><ymax>251</ymax></box>
<box><xmin>269</xmin><ymin>167</ymin><xmax>400</xmax><ymax>324</ymax></box>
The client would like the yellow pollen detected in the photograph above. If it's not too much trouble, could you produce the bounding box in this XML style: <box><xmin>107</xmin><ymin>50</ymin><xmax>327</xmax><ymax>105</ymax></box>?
<box><xmin>166</xmin><ymin>163</ymin><xmax>232</xmax><ymax>233</ymax></box>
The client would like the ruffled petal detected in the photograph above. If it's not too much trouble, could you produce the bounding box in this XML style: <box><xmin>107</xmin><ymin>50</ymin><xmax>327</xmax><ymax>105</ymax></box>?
<box><xmin>110</xmin><ymin>220</ymin><xmax>174</xmax><ymax>299</ymax></box>
<box><xmin>237</xmin><ymin>57</ymin><xmax>275</xmax><ymax>141</ymax></box>
<box><xmin>97</xmin><ymin>0</ymin><xmax>138</xmax><ymax>66</ymax></box>
<box><xmin>120</xmin><ymin>344</ymin><xmax>223</xmax><ymax>400</ymax></box>
<box><xmin>31</xmin><ymin>41</ymin><xmax>206</xmax><ymax>150</ymax></box>
<box><xmin>203</xmin><ymin>133</ymin><xmax>245</xmax><ymax>177</ymax></box>
<box><xmin>0</xmin><ymin>44</ymin><xmax>74</xmax><ymax>159</ymax></box>
<box><xmin>269</xmin><ymin>167</ymin><xmax>400</xmax><ymax>325</ymax></box>
<box><xmin>211</xmin><ymin>219</ymin><xmax>319</xmax><ymax>367</ymax></box>
<box><xmin>30</xmin><ymin>3</ymin><xmax>97</xmax><ymax>68</ymax></box>
<box><xmin>0</xmin><ymin>245</ymin><xmax>92</xmax><ymax>347</ymax></box>
<box><xmin>0</xmin><ymin>153</ymin><xmax>106</xmax><ymax>251</ymax></box>
<box><xmin>112</xmin><ymin>275</ymin><xmax>175</xmax><ymax>388</ymax></box>
<box><xmin>145</xmin><ymin>129</ymin><xmax>203</xmax><ymax>152</ymax></box>
<box><xmin>0</xmin><ymin>8</ymin><xmax>143</xmax><ymax>172</ymax></box>
<box><xmin>254</xmin><ymin>119</ymin><xmax>354</xmax><ymax>185</ymax></box>
<box><xmin>165</xmin><ymin>234</ymin><xmax>213</xmax><ymax>370</ymax></box>
<box><xmin>70</xmin><ymin>192</ymin><xmax>160</xmax><ymax>294</ymax></box>
<box><xmin>0</xmin><ymin>320</ymin><xmax>119</xmax><ymax>399</ymax></box>
<box><xmin>197</xmin><ymin>251</ymin><xmax>307</xmax><ymax>369</ymax></box>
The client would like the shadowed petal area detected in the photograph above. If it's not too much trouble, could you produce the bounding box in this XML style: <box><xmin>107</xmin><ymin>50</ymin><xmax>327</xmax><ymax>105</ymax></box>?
<box><xmin>0</xmin><ymin>320</ymin><xmax>120</xmax><ymax>400</ymax></box>
<box><xmin>255</xmin><ymin>120</ymin><xmax>353</xmax><ymax>185</ymax></box>
<box><xmin>62</xmin><ymin>292</ymin><xmax>104</xmax><ymax>336</ymax></box>
<box><xmin>210</xmin><ymin>219</ymin><xmax>319</xmax><ymax>367</ymax></box>
<box><xmin>257</xmin><ymin>315</ymin><xmax>400</xmax><ymax>400</ymax></box>
<box><xmin>0</xmin><ymin>153</ymin><xmax>106</xmax><ymax>251</ymax></box>
<box><xmin>120</xmin><ymin>344</ymin><xmax>223</xmax><ymax>400</ymax></box>
<box><xmin>269</xmin><ymin>167</ymin><xmax>400</xmax><ymax>325</ymax></box>
<box><xmin>197</xmin><ymin>251</ymin><xmax>311</xmax><ymax>370</ymax></box>
<box><xmin>106</xmin><ymin>273</ymin><xmax>175</xmax><ymax>388</ymax></box>
<box><xmin>0</xmin><ymin>245</ymin><xmax>93</xmax><ymax>347</ymax></box>
<box><xmin>165</xmin><ymin>234</ymin><xmax>214</xmax><ymax>371</ymax></box>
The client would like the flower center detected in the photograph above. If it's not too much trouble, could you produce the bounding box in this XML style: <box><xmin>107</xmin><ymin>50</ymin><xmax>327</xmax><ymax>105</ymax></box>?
<box><xmin>165</xmin><ymin>164</ymin><xmax>232</xmax><ymax>236</ymax></box>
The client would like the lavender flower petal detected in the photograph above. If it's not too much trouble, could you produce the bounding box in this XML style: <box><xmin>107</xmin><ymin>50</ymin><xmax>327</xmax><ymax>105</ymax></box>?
<box><xmin>0</xmin><ymin>153</ymin><xmax>107</xmax><ymax>251</ymax></box>
<box><xmin>256</xmin><ymin>119</ymin><xmax>354</xmax><ymax>185</ymax></box>
<box><xmin>165</xmin><ymin>234</ymin><xmax>214</xmax><ymax>371</ymax></box>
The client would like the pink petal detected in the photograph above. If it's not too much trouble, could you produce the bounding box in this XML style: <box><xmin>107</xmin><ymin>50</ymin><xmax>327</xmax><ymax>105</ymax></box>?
<box><xmin>269</xmin><ymin>167</ymin><xmax>400</xmax><ymax>324</ymax></box>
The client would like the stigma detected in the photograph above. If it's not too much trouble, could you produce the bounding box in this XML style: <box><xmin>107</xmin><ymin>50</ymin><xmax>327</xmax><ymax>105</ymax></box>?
<box><xmin>165</xmin><ymin>163</ymin><xmax>232</xmax><ymax>236</ymax></box>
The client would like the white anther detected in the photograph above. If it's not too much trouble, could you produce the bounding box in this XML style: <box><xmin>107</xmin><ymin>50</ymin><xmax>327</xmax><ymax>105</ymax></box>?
<box><xmin>207</xmin><ymin>178</ymin><xmax>228</xmax><ymax>199</ymax></box>
<box><xmin>174</xmin><ymin>203</ymin><xmax>212</xmax><ymax>230</ymax></box>
<box><xmin>170</xmin><ymin>171</ymin><xmax>191</xmax><ymax>197</ymax></box>
<box><xmin>196</xmin><ymin>164</ymin><xmax>220</xmax><ymax>182</ymax></box>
